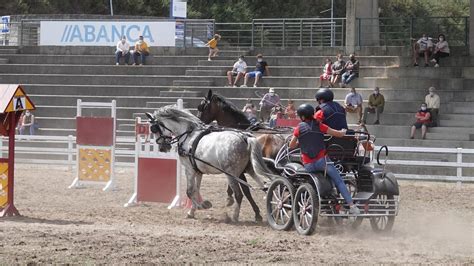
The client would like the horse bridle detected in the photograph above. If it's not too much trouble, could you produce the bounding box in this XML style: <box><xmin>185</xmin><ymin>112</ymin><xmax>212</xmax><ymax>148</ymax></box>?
<box><xmin>150</xmin><ymin>120</ymin><xmax>193</xmax><ymax>149</ymax></box>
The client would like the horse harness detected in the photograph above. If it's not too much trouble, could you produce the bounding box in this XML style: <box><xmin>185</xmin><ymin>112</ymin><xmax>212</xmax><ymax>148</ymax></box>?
<box><xmin>178</xmin><ymin>126</ymin><xmax>252</xmax><ymax>175</ymax></box>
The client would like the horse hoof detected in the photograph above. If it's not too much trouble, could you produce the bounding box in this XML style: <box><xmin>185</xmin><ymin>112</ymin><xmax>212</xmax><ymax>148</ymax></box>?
<box><xmin>186</xmin><ymin>213</ymin><xmax>195</xmax><ymax>219</ymax></box>
<box><xmin>201</xmin><ymin>200</ymin><xmax>212</xmax><ymax>209</ymax></box>
<box><xmin>223</xmin><ymin>214</ymin><xmax>232</xmax><ymax>224</ymax></box>
<box><xmin>226</xmin><ymin>197</ymin><xmax>234</xmax><ymax>207</ymax></box>
<box><xmin>255</xmin><ymin>214</ymin><xmax>263</xmax><ymax>223</ymax></box>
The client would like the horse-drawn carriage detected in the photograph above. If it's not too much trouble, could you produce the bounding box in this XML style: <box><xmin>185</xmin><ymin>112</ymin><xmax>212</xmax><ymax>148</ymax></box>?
<box><xmin>264</xmin><ymin>131</ymin><xmax>400</xmax><ymax>235</ymax></box>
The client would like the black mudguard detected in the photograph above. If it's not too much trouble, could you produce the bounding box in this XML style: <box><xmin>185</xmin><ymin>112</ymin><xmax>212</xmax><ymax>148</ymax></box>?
<box><xmin>372</xmin><ymin>172</ymin><xmax>399</xmax><ymax>196</ymax></box>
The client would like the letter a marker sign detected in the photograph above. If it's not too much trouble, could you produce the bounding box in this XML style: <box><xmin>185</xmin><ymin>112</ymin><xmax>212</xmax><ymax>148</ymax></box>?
<box><xmin>0</xmin><ymin>84</ymin><xmax>35</xmax><ymax>217</ymax></box>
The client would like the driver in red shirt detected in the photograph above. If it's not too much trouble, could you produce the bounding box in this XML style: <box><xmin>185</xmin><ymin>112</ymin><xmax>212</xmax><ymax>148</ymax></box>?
<box><xmin>289</xmin><ymin>104</ymin><xmax>360</xmax><ymax>215</ymax></box>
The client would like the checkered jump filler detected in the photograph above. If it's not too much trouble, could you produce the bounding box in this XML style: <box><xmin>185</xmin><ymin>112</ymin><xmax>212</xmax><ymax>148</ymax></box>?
<box><xmin>69</xmin><ymin>100</ymin><xmax>116</xmax><ymax>191</ymax></box>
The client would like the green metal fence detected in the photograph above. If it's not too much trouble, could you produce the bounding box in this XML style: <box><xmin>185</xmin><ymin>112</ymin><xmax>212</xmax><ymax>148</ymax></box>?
<box><xmin>357</xmin><ymin>17</ymin><xmax>469</xmax><ymax>49</ymax></box>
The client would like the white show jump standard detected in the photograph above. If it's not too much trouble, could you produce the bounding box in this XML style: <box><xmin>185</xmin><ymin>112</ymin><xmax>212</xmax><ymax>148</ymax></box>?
<box><xmin>69</xmin><ymin>99</ymin><xmax>117</xmax><ymax>191</ymax></box>
<box><xmin>125</xmin><ymin>99</ymin><xmax>184</xmax><ymax>209</ymax></box>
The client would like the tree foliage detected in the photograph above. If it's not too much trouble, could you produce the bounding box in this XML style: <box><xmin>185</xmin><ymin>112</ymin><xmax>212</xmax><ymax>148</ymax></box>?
<box><xmin>0</xmin><ymin>0</ymin><xmax>469</xmax><ymax>21</ymax></box>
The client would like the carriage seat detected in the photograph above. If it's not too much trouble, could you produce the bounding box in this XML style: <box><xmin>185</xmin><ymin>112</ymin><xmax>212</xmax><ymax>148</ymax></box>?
<box><xmin>283</xmin><ymin>162</ymin><xmax>306</xmax><ymax>176</ymax></box>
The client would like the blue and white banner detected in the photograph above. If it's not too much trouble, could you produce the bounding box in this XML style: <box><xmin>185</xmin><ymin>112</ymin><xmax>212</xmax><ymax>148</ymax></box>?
<box><xmin>40</xmin><ymin>21</ymin><xmax>176</xmax><ymax>46</ymax></box>
<box><xmin>1</xmin><ymin>16</ymin><xmax>10</xmax><ymax>33</ymax></box>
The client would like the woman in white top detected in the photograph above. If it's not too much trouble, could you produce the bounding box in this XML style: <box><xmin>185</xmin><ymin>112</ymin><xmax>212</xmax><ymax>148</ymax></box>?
<box><xmin>431</xmin><ymin>34</ymin><xmax>450</xmax><ymax>67</ymax></box>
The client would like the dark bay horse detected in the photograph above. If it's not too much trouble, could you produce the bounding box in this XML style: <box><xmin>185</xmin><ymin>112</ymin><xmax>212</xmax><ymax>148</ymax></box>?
<box><xmin>196</xmin><ymin>90</ymin><xmax>286</xmax><ymax>217</ymax></box>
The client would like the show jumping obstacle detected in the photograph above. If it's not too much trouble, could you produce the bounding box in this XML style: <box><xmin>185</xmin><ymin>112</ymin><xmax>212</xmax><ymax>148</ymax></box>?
<box><xmin>0</xmin><ymin>84</ymin><xmax>36</xmax><ymax>217</ymax></box>
<box><xmin>124</xmin><ymin>99</ymin><xmax>183</xmax><ymax>209</ymax></box>
<box><xmin>69</xmin><ymin>99</ymin><xmax>116</xmax><ymax>191</ymax></box>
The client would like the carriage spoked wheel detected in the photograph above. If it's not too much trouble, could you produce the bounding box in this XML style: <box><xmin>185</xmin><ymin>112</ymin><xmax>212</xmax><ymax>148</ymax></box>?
<box><xmin>370</xmin><ymin>194</ymin><xmax>395</xmax><ymax>233</ymax></box>
<box><xmin>293</xmin><ymin>183</ymin><xmax>319</xmax><ymax>235</ymax></box>
<box><xmin>266</xmin><ymin>177</ymin><xmax>295</xmax><ymax>231</ymax></box>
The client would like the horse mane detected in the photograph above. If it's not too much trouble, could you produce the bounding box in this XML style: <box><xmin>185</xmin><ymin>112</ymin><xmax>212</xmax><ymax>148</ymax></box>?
<box><xmin>211</xmin><ymin>94</ymin><xmax>250</xmax><ymax>124</ymax></box>
<box><xmin>154</xmin><ymin>105</ymin><xmax>204</xmax><ymax>128</ymax></box>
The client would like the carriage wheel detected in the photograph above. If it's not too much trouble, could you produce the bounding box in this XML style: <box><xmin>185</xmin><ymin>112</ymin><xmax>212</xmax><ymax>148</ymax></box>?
<box><xmin>370</xmin><ymin>194</ymin><xmax>395</xmax><ymax>233</ymax></box>
<box><xmin>293</xmin><ymin>183</ymin><xmax>319</xmax><ymax>235</ymax></box>
<box><xmin>266</xmin><ymin>178</ymin><xmax>295</xmax><ymax>231</ymax></box>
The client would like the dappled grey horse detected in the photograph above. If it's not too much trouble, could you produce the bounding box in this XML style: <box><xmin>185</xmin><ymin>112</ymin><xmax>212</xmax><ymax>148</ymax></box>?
<box><xmin>147</xmin><ymin>106</ymin><xmax>272</xmax><ymax>222</ymax></box>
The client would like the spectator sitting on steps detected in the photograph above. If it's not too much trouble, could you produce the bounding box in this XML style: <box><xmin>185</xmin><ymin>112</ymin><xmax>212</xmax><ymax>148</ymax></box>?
<box><xmin>241</xmin><ymin>54</ymin><xmax>270</xmax><ymax>88</ymax></box>
<box><xmin>19</xmin><ymin>110</ymin><xmax>37</xmax><ymax>135</ymax></box>
<box><xmin>344</xmin><ymin>87</ymin><xmax>363</xmax><ymax>124</ymax></box>
<box><xmin>285</xmin><ymin>100</ymin><xmax>297</xmax><ymax>119</ymax></box>
<box><xmin>226</xmin><ymin>55</ymin><xmax>247</xmax><ymax>87</ymax></box>
<box><xmin>413</xmin><ymin>33</ymin><xmax>433</xmax><ymax>67</ymax></box>
<box><xmin>330</xmin><ymin>54</ymin><xmax>345</xmax><ymax>87</ymax></box>
<box><xmin>425</xmin><ymin>87</ymin><xmax>440</xmax><ymax>127</ymax></box>
<box><xmin>410</xmin><ymin>103</ymin><xmax>433</xmax><ymax>139</ymax></box>
<box><xmin>131</xmin><ymin>36</ymin><xmax>150</xmax><ymax>65</ymax></box>
<box><xmin>340</xmin><ymin>54</ymin><xmax>359</xmax><ymax>87</ymax></box>
<box><xmin>242</xmin><ymin>99</ymin><xmax>258</xmax><ymax>125</ymax></box>
<box><xmin>115</xmin><ymin>36</ymin><xmax>130</xmax><ymax>65</ymax></box>
<box><xmin>319</xmin><ymin>58</ymin><xmax>333</xmax><ymax>88</ymax></box>
<box><xmin>430</xmin><ymin>34</ymin><xmax>450</xmax><ymax>67</ymax></box>
<box><xmin>361</xmin><ymin>87</ymin><xmax>385</xmax><ymax>125</ymax></box>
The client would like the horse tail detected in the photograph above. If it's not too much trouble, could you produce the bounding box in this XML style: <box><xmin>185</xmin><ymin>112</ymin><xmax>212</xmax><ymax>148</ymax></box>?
<box><xmin>247</xmin><ymin>137</ymin><xmax>276</xmax><ymax>183</ymax></box>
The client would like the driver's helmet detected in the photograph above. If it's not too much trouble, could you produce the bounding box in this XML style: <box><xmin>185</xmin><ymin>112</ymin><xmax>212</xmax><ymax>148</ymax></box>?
<box><xmin>296</xmin><ymin>104</ymin><xmax>315</xmax><ymax>118</ymax></box>
<box><xmin>315</xmin><ymin>88</ymin><xmax>334</xmax><ymax>102</ymax></box>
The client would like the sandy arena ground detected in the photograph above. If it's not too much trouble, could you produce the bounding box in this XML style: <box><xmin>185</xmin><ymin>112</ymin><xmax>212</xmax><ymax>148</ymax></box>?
<box><xmin>0</xmin><ymin>165</ymin><xmax>473</xmax><ymax>264</ymax></box>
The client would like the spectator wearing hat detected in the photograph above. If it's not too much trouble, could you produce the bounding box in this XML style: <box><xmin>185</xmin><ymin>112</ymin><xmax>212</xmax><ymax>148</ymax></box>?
<box><xmin>361</xmin><ymin>87</ymin><xmax>385</xmax><ymax>125</ymax></box>
<box><xmin>241</xmin><ymin>54</ymin><xmax>270</xmax><ymax>88</ymax></box>
<box><xmin>131</xmin><ymin>36</ymin><xmax>150</xmax><ymax>65</ymax></box>
<box><xmin>115</xmin><ymin>36</ymin><xmax>130</xmax><ymax>65</ymax></box>
<box><xmin>425</xmin><ymin>87</ymin><xmax>440</xmax><ymax>126</ymax></box>
<box><xmin>226</xmin><ymin>55</ymin><xmax>247</xmax><ymax>87</ymax></box>
<box><xmin>259</xmin><ymin>88</ymin><xmax>280</xmax><ymax>122</ymax></box>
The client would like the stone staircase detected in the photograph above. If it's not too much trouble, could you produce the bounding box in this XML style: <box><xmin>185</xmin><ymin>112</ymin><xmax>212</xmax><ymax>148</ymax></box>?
<box><xmin>0</xmin><ymin>46</ymin><xmax>473</xmax><ymax>176</ymax></box>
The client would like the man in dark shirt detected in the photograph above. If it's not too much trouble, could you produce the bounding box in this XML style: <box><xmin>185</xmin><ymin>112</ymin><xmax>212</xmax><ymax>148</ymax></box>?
<box><xmin>241</xmin><ymin>54</ymin><xmax>270</xmax><ymax>88</ymax></box>
<box><xmin>340</xmin><ymin>54</ymin><xmax>359</xmax><ymax>87</ymax></box>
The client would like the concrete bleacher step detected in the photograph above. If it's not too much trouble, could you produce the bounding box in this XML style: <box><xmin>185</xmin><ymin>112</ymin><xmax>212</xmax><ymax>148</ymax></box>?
<box><xmin>376</xmin><ymin>137</ymin><xmax>474</xmax><ymax>149</ymax></box>
<box><xmin>145</xmin><ymin>101</ymin><xmax>188</xmax><ymax>108</ymax></box>
<box><xmin>0</xmin><ymin>58</ymin><xmax>8</xmax><ymax>64</ymax></box>
<box><xmin>22</xmin><ymin>84</ymin><xmax>474</xmax><ymax>104</ymax></box>
<box><xmin>438</xmin><ymin>119</ymin><xmax>474</xmax><ymax>127</ymax></box>
<box><xmin>158</xmin><ymin>90</ymin><xmax>202</xmax><ymax>97</ymax></box>
<box><xmin>0</xmin><ymin>63</ymin><xmax>466</xmax><ymax>80</ymax></box>
<box><xmin>185</xmin><ymin>69</ymin><xmax>223</xmax><ymax>76</ymax></box>
<box><xmin>163</xmin><ymin>75</ymin><xmax>465</xmax><ymax>89</ymax></box>
<box><xmin>0</xmin><ymin>54</ymin><xmax>403</xmax><ymax>67</ymax></box>
<box><xmin>173</xmin><ymin>79</ymin><xmax>214</xmax><ymax>86</ymax></box>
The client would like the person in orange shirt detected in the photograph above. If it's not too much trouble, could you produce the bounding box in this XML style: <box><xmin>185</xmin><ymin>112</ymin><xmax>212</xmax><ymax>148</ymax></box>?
<box><xmin>132</xmin><ymin>35</ymin><xmax>150</xmax><ymax>65</ymax></box>
<box><xmin>206</xmin><ymin>34</ymin><xmax>221</xmax><ymax>61</ymax></box>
